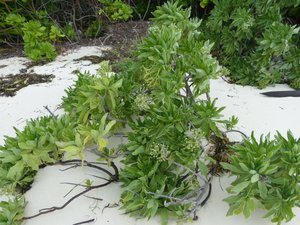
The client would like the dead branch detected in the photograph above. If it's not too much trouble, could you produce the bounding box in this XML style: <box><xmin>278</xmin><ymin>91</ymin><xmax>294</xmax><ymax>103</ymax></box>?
<box><xmin>23</xmin><ymin>159</ymin><xmax>119</xmax><ymax>220</ymax></box>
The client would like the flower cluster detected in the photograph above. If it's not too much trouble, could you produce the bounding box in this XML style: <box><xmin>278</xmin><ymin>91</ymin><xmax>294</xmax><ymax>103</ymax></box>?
<box><xmin>134</xmin><ymin>93</ymin><xmax>153</xmax><ymax>111</ymax></box>
<box><xmin>184</xmin><ymin>128</ymin><xmax>203</xmax><ymax>152</ymax></box>
<box><xmin>149</xmin><ymin>143</ymin><xmax>170</xmax><ymax>162</ymax></box>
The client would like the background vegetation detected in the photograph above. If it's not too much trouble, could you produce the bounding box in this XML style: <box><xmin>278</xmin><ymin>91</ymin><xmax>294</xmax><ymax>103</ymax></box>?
<box><xmin>1</xmin><ymin>0</ymin><xmax>300</xmax><ymax>88</ymax></box>
<box><xmin>203</xmin><ymin>0</ymin><xmax>300</xmax><ymax>88</ymax></box>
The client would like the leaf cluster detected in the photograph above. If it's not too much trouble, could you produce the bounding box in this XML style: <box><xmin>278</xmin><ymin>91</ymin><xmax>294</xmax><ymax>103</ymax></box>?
<box><xmin>222</xmin><ymin>131</ymin><xmax>300</xmax><ymax>224</ymax></box>
<box><xmin>0</xmin><ymin>196</ymin><xmax>26</xmax><ymax>225</ymax></box>
<box><xmin>61</xmin><ymin>61</ymin><xmax>125</xmax><ymax>163</ymax></box>
<box><xmin>4</xmin><ymin>13</ymin><xmax>65</xmax><ymax>61</ymax></box>
<box><xmin>62</xmin><ymin>61</ymin><xmax>124</xmax><ymax>125</ymax></box>
<box><xmin>56</xmin><ymin>113</ymin><xmax>117</xmax><ymax>164</ymax></box>
<box><xmin>0</xmin><ymin>115</ymin><xmax>74</xmax><ymax>192</ymax></box>
<box><xmin>99</xmin><ymin>0</ymin><xmax>133</xmax><ymax>22</ymax></box>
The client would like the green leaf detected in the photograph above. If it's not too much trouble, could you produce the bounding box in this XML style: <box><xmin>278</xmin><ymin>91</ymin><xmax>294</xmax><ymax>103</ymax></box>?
<box><xmin>149</xmin><ymin>200</ymin><xmax>159</xmax><ymax>218</ymax></box>
<box><xmin>18</xmin><ymin>141</ymin><xmax>34</xmax><ymax>150</ymax></box>
<box><xmin>99</xmin><ymin>113</ymin><xmax>108</xmax><ymax>132</ymax></box>
<box><xmin>161</xmin><ymin>208</ymin><xmax>168</xmax><ymax>225</ymax></box>
<box><xmin>243</xmin><ymin>198</ymin><xmax>255</xmax><ymax>218</ymax></box>
<box><xmin>98</xmin><ymin>138</ymin><xmax>108</xmax><ymax>151</ymax></box>
<box><xmin>127</xmin><ymin>144</ymin><xmax>140</xmax><ymax>151</ymax></box>
<box><xmin>147</xmin><ymin>199</ymin><xmax>155</xmax><ymax>209</ymax></box>
<box><xmin>239</xmin><ymin>163</ymin><xmax>249</xmax><ymax>172</ymax></box>
<box><xmin>198</xmin><ymin>161</ymin><xmax>209</xmax><ymax>176</ymax></box>
<box><xmin>38</xmin><ymin>135</ymin><xmax>48</xmax><ymax>148</ymax></box>
<box><xmin>75</xmin><ymin>133</ymin><xmax>82</xmax><ymax>146</ymax></box>
<box><xmin>233</xmin><ymin>201</ymin><xmax>245</xmax><ymax>215</ymax></box>
<box><xmin>7</xmin><ymin>161</ymin><xmax>24</xmax><ymax>180</ymax></box>
<box><xmin>231</xmin><ymin>181</ymin><xmax>250</xmax><ymax>194</ymax></box>
<box><xmin>103</xmin><ymin>120</ymin><xmax>116</xmax><ymax>135</ymax></box>
<box><xmin>61</xmin><ymin>145</ymin><xmax>82</xmax><ymax>158</ymax></box>
<box><xmin>132</xmin><ymin>146</ymin><xmax>145</xmax><ymax>155</ymax></box>
<box><xmin>22</xmin><ymin>154</ymin><xmax>40</xmax><ymax>171</ymax></box>
<box><xmin>55</xmin><ymin>141</ymin><xmax>75</xmax><ymax>148</ymax></box>
<box><xmin>111</xmin><ymin>79</ymin><xmax>123</xmax><ymax>89</ymax></box>
<box><xmin>251</xmin><ymin>173</ymin><xmax>259</xmax><ymax>183</ymax></box>
<box><xmin>258</xmin><ymin>181</ymin><xmax>268</xmax><ymax>199</ymax></box>
<box><xmin>221</xmin><ymin>162</ymin><xmax>244</xmax><ymax>174</ymax></box>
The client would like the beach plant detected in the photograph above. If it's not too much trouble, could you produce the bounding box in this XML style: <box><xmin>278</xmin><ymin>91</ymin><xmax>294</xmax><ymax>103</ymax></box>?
<box><xmin>0</xmin><ymin>115</ymin><xmax>74</xmax><ymax>193</ymax></box>
<box><xmin>4</xmin><ymin>13</ymin><xmax>64</xmax><ymax>61</ymax></box>
<box><xmin>204</xmin><ymin>0</ymin><xmax>300</xmax><ymax>88</ymax></box>
<box><xmin>22</xmin><ymin>21</ymin><xmax>63</xmax><ymax>61</ymax></box>
<box><xmin>0</xmin><ymin>0</ymin><xmax>132</xmax><ymax>60</ymax></box>
<box><xmin>99</xmin><ymin>0</ymin><xmax>133</xmax><ymax>22</ymax></box>
<box><xmin>0</xmin><ymin>1</ymin><xmax>300</xmax><ymax>225</ymax></box>
<box><xmin>118</xmin><ymin>1</ymin><xmax>234</xmax><ymax>222</ymax></box>
<box><xmin>221</xmin><ymin>131</ymin><xmax>300</xmax><ymax>224</ymax></box>
<box><xmin>0</xmin><ymin>196</ymin><xmax>25</xmax><ymax>225</ymax></box>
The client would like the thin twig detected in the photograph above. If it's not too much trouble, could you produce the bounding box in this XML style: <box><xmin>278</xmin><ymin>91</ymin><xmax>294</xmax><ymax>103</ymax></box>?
<box><xmin>61</xmin><ymin>182</ymin><xmax>86</xmax><ymax>198</ymax></box>
<box><xmin>59</xmin><ymin>164</ymin><xmax>78</xmax><ymax>171</ymax></box>
<box><xmin>142</xmin><ymin>0</ymin><xmax>151</xmax><ymax>20</ymax></box>
<box><xmin>23</xmin><ymin>181</ymin><xmax>113</xmax><ymax>220</ymax></box>
<box><xmin>87</xmin><ymin>173</ymin><xmax>111</xmax><ymax>182</ymax></box>
<box><xmin>84</xmin><ymin>195</ymin><xmax>103</xmax><ymax>201</ymax></box>
<box><xmin>43</xmin><ymin>105</ymin><xmax>58</xmax><ymax>118</ymax></box>
<box><xmin>73</xmin><ymin>218</ymin><xmax>95</xmax><ymax>225</ymax></box>
<box><xmin>101</xmin><ymin>203</ymin><xmax>119</xmax><ymax>214</ymax></box>
<box><xmin>171</xmin><ymin>161</ymin><xmax>207</xmax><ymax>183</ymax></box>
<box><xmin>221</xmin><ymin>76</ymin><xmax>233</xmax><ymax>84</ymax></box>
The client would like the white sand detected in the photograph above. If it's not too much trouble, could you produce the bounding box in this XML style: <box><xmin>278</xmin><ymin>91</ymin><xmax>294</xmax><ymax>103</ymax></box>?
<box><xmin>0</xmin><ymin>46</ymin><xmax>299</xmax><ymax>225</ymax></box>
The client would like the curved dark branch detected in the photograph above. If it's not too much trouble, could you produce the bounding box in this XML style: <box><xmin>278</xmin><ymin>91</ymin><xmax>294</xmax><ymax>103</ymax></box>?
<box><xmin>224</xmin><ymin>129</ymin><xmax>248</xmax><ymax>138</ymax></box>
<box><xmin>23</xmin><ymin>159</ymin><xmax>119</xmax><ymax>220</ymax></box>
<box><xmin>59</xmin><ymin>159</ymin><xmax>117</xmax><ymax>180</ymax></box>
<box><xmin>23</xmin><ymin>181</ymin><xmax>112</xmax><ymax>220</ymax></box>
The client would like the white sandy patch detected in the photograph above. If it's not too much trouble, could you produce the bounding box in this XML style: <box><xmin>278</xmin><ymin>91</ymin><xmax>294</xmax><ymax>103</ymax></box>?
<box><xmin>210</xmin><ymin>79</ymin><xmax>300</xmax><ymax>139</ymax></box>
<box><xmin>0</xmin><ymin>57</ymin><xmax>30</xmax><ymax>77</ymax></box>
<box><xmin>0</xmin><ymin>46</ymin><xmax>299</xmax><ymax>225</ymax></box>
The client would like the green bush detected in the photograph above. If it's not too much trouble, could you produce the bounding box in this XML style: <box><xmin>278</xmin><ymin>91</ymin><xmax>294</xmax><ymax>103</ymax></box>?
<box><xmin>0</xmin><ymin>115</ymin><xmax>74</xmax><ymax>192</ymax></box>
<box><xmin>2</xmin><ymin>12</ymin><xmax>64</xmax><ymax>61</ymax></box>
<box><xmin>99</xmin><ymin>0</ymin><xmax>133</xmax><ymax>22</ymax></box>
<box><xmin>119</xmin><ymin>2</ymin><xmax>234</xmax><ymax>222</ymax></box>
<box><xmin>0</xmin><ymin>0</ymin><xmax>133</xmax><ymax>60</ymax></box>
<box><xmin>222</xmin><ymin>132</ymin><xmax>300</xmax><ymax>224</ymax></box>
<box><xmin>0</xmin><ymin>196</ymin><xmax>25</xmax><ymax>225</ymax></box>
<box><xmin>22</xmin><ymin>21</ymin><xmax>64</xmax><ymax>61</ymax></box>
<box><xmin>204</xmin><ymin>0</ymin><xmax>300</xmax><ymax>88</ymax></box>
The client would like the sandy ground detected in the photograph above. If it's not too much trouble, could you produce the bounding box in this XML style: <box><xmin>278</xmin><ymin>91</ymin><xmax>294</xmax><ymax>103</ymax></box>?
<box><xmin>0</xmin><ymin>46</ymin><xmax>299</xmax><ymax>225</ymax></box>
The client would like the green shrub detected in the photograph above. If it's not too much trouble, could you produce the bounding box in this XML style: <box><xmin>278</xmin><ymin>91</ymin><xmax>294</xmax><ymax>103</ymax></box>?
<box><xmin>22</xmin><ymin>21</ymin><xmax>64</xmax><ymax>61</ymax></box>
<box><xmin>204</xmin><ymin>0</ymin><xmax>300</xmax><ymax>88</ymax></box>
<box><xmin>3</xmin><ymin>12</ymin><xmax>64</xmax><ymax>61</ymax></box>
<box><xmin>0</xmin><ymin>115</ymin><xmax>74</xmax><ymax>192</ymax></box>
<box><xmin>99</xmin><ymin>0</ymin><xmax>133</xmax><ymax>22</ymax></box>
<box><xmin>62</xmin><ymin>61</ymin><xmax>124</xmax><ymax>126</ymax></box>
<box><xmin>222</xmin><ymin>132</ymin><xmax>300</xmax><ymax>224</ymax></box>
<box><xmin>0</xmin><ymin>0</ymin><xmax>132</xmax><ymax>60</ymax></box>
<box><xmin>0</xmin><ymin>196</ymin><xmax>26</xmax><ymax>225</ymax></box>
<box><xmin>119</xmin><ymin>2</ymin><xmax>234</xmax><ymax>222</ymax></box>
